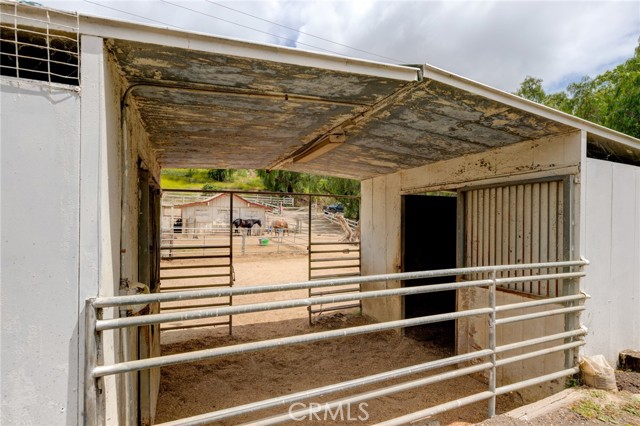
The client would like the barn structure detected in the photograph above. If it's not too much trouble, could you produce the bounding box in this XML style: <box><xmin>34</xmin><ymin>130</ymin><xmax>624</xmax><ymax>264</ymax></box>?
<box><xmin>1</xmin><ymin>1</ymin><xmax>639</xmax><ymax>425</ymax></box>
<box><xmin>176</xmin><ymin>193</ymin><xmax>270</xmax><ymax>234</ymax></box>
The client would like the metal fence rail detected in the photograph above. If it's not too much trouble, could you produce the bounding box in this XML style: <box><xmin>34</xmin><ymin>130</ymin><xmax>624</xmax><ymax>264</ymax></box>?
<box><xmin>85</xmin><ymin>259</ymin><xmax>588</xmax><ymax>426</ymax></box>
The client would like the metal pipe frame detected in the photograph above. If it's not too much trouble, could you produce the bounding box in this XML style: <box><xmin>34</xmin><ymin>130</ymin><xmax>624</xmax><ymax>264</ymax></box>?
<box><xmin>154</xmin><ymin>337</ymin><xmax>584</xmax><ymax>426</ymax></box>
<box><xmin>375</xmin><ymin>367</ymin><xmax>579</xmax><ymax>426</ymax></box>
<box><xmin>87</xmin><ymin>259</ymin><xmax>589</xmax><ymax>425</ymax></box>
<box><xmin>155</xmin><ymin>349</ymin><xmax>494</xmax><ymax>426</ymax></box>
<box><xmin>92</xmin><ymin>307</ymin><xmax>492</xmax><ymax>377</ymax></box>
<box><xmin>93</xmin><ymin>260</ymin><xmax>587</xmax><ymax>307</ymax></box>
<box><xmin>95</xmin><ymin>272</ymin><xmax>586</xmax><ymax>331</ymax></box>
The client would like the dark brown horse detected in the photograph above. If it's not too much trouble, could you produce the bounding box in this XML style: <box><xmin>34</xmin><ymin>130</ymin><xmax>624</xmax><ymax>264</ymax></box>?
<box><xmin>233</xmin><ymin>218</ymin><xmax>262</xmax><ymax>235</ymax></box>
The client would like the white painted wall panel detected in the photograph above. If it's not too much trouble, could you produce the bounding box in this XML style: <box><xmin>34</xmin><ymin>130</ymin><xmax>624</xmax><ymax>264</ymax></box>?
<box><xmin>583</xmin><ymin>158</ymin><xmax>640</xmax><ymax>363</ymax></box>
<box><xmin>1</xmin><ymin>79</ymin><xmax>81</xmax><ymax>425</ymax></box>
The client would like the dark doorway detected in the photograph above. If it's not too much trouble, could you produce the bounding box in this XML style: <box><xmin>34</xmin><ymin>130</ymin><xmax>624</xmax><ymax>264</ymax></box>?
<box><xmin>402</xmin><ymin>194</ymin><xmax>457</xmax><ymax>351</ymax></box>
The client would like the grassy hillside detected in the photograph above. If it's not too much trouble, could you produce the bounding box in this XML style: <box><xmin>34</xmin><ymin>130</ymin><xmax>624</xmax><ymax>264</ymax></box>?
<box><xmin>160</xmin><ymin>169</ymin><xmax>265</xmax><ymax>191</ymax></box>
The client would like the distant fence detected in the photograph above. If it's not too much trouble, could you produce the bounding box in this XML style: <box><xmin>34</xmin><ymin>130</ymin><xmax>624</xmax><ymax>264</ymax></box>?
<box><xmin>244</xmin><ymin>195</ymin><xmax>295</xmax><ymax>209</ymax></box>
<box><xmin>323</xmin><ymin>211</ymin><xmax>358</xmax><ymax>230</ymax></box>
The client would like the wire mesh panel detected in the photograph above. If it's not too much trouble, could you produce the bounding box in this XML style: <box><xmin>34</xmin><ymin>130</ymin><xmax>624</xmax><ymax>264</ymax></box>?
<box><xmin>0</xmin><ymin>2</ymin><xmax>79</xmax><ymax>85</ymax></box>
<box><xmin>308</xmin><ymin>195</ymin><xmax>361</xmax><ymax>323</ymax></box>
<box><xmin>461</xmin><ymin>178</ymin><xmax>569</xmax><ymax>297</ymax></box>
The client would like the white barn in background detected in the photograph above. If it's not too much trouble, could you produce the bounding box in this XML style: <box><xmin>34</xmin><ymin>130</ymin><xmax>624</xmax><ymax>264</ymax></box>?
<box><xmin>177</xmin><ymin>193</ymin><xmax>270</xmax><ymax>233</ymax></box>
<box><xmin>1</xmin><ymin>1</ymin><xmax>639</xmax><ymax>425</ymax></box>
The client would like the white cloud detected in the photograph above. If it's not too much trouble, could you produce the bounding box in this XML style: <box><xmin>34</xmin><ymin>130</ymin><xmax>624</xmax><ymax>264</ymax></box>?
<box><xmin>39</xmin><ymin>0</ymin><xmax>640</xmax><ymax>92</ymax></box>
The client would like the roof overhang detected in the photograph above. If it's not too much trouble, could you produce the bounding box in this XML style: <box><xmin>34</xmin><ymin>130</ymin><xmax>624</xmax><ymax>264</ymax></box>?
<box><xmin>106</xmin><ymin>36</ymin><xmax>639</xmax><ymax>179</ymax></box>
<box><xmin>5</xmin><ymin>1</ymin><xmax>639</xmax><ymax>179</ymax></box>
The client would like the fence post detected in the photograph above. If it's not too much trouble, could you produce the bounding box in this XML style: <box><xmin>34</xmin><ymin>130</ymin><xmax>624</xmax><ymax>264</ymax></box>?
<box><xmin>84</xmin><ymin>299</ymin><xmax>103</xmax><ymax>425</ymax></box>
<box><xmin>488</xmin><ymin>269</ymin><xmax>497</xmax><ymax>418</ymax></box>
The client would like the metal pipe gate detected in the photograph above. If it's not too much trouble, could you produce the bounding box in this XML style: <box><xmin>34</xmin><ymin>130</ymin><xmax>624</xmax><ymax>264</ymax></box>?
<box><xmin>84</xmin><ymin>259</ymin><xmax>588</xmax><ymax>425</ymax></box>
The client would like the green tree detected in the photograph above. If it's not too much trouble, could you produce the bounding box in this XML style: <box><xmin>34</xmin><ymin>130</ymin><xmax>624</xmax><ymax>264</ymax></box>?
<box><xmin>514</xmin><ymin>76</ymin><xmax>547</xmax><ymax>104</ymax></box>
<box><xmin>514</xmin><ymin>40</ymin><xmax>640</xmax><ymax>139</ymax></box>
<box><xmin>207</xmin><ymin>169</ymin><xmax>235</xmax><ymax>182</ymax></box>
<box><xmin>256</xmin><ymin>170</ymin><xmax>309</xmax><ymax>193</ymax></box>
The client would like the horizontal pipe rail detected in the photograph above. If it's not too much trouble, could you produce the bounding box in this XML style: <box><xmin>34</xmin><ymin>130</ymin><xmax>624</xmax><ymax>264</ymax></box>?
<box><xmin>495</xmin><ymin>294</ymin><xmax>585</xmax><ymax>312</ymax></box>
<box><xmin>96</xmin><ymin>273</ymin><xmax>584</xmax><ymax>331</ymax></box>
<box><xmin>93</xmin><ymin>260</ymin><xmax>587</xmax><ymax>308</ymax></box>
<box><xmin>160</xmin><ymin>321</ymin><xmax>230</xmax><ymax>331</ymax></box>
<box><xmin>308</xmin><ymin>287</ymin><xmax>360</xmax><ymax>296</ymax></box>
<box><xmin>92</xmin><ymin>307</ymin><xmax>492</xmax><ymax>377</ymax></box>
<box><xmin>310</xmin><ymin>271</ymin><xmax>363</xmax><ymax>280</ymax></box>
<box><xmin>309</xmin><ymin>264</ymin><xmax>361</xmax><ymax>271</ymax></box>
<box><xmin>160</xmin><ymin>263</ymin><xmax>231</xmax><ymax>270</ymax></box>
<box><xmin>310</xmin><ymin>256</ymin><xmax>361</xmax><ymax>262</ymax></box>
<box><xmin>495</xmin><ymin>341</ymin><xmax>584</xmax><ymax>367</ymax></box>
<box><xmin>309</xmin><ymin>241</ymin><xmax>361</xmax><ymax>246</ymax></box>
<box><xmin>376</xmin><ymin>392</ymin><xmax>495</xmax><ymax>426</ymax></box>
<box><xmin>160</xmin><ymin>273</ymin><xmax>231</xmax><ymax>280</ymax></box>
<box><xmin>495</xmin><ymin>367</ymin><xmax>580</xmax><ymax>396</ymax></box>
<box><xmin>160</xmin><ymin>303</ymin><xmax>231</xmax><ymax>311</ymax></box>
<box><xmin>244</xmin><ymin>362</ymin><xmax>494</xmax><ymax>426</ymax></box>
<box><xmin>155</xmin><ymin>349</ymin><xmax>494</xmax><ymax>426</ymax></box>
<box><xmin>160</xmin><ymin>245</ymin><xmax>230</xmax><ymax>250</ymax></box>
<box><xmin>496</xmin><ymin>306</ymin><xmax>585</xmax><ymax>325</ymax></box>
<box><xmin>496</xmin><ymin>328</ymin><xmax>586</xmax><ymax>354</ymax></box>
<box><xmin>160</xmin><ymin>283</ymin><xmax>231</xmax><ymax>291</ymax></box>
<box><xmin>373</xmin><ymin>367</ymin><xmax>579</xmax><ymax>426</ymax></box>
<box><xmin>310</xmin><ymin>249</ymin><xmax>360</xmax><ymax>254</ymax></box>
<box><xmin>97</xmin><ymin>279</ymin><xmax>490</xmax><ymax>331</ymax></box>
<box><xmin>161</xmin><ymin>254</ymin><xmax>230</xmax><ymax>260</ymax></box>
<box><xmin>308</xmin><ymin>303</ymin><xmax>360</xmax><ymax>314</ymax></box>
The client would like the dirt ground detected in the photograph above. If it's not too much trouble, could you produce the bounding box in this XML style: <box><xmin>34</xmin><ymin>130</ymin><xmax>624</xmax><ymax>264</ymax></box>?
<box><xmin>156</xmin><ymin>254</ymin><xmax>521</xmax><ymax>425</ymax></box>
<box><xmin>157</xmin><ymin>314</ymin><xmax>521</xmax><ymax>426</ymax></box>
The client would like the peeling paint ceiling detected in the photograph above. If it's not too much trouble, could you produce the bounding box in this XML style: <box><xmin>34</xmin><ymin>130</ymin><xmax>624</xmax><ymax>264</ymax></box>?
<box><xmin>108</xmin><ymin>39</ymin><xmax>580</xmax><ymax>180</ymax></box>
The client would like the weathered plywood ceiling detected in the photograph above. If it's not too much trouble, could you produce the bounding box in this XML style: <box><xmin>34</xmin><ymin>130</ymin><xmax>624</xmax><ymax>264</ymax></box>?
<box><xmin>107</xmin><ymin>39</ymin><xmax>577</xmax><ymax>179</ymax></box>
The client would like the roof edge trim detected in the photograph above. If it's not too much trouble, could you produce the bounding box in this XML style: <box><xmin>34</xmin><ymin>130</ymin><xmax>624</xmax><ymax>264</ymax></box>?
<box><xmin>0</xmin><ymin>2</ymin><xmax>420</xmax><ymax>82</ymax></box>
<box><xmin>421</xmin><ymin>64</ymin><xmax>640</xmax><ymax>153</ymax></box>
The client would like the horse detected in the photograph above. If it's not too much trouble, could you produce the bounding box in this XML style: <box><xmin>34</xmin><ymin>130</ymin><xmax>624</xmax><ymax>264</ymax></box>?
<box><xmin>272</xmin><ymin>219</ymin><xmax>289</xmax><ymax>236</ymax></box>
<box><xmin>232</xmin><ymin>218</ymin><xmax>262</xmax><ymax>236</ymax></box>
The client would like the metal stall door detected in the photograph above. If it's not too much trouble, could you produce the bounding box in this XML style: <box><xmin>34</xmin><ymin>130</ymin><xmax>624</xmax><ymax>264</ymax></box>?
<box><xmin>460</xmin><ymin>178</ymin><xmax>571</xmax><ymax>297</ymax></box>
<box><xmin>158</xmin><ymin>190</ymin><xmax>233</xmax><ymax>333</ymax></box>
<box><xmin>307</xmin><ymin>195</ymin><xmax>362</xmax><ymax>323</ymax></box>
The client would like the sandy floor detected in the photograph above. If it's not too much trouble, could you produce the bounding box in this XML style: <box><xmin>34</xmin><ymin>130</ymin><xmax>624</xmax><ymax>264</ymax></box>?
<box><xmin>156</xmin><ymin>254</ymin><xmax>520</xmax><ymax>425</ymax></box>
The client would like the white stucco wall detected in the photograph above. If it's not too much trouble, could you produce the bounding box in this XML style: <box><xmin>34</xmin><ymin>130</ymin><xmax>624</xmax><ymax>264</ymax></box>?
<box><xmin>582</xmin><ymin>158</ymin><xmax>640</xmax><ymax>363</ymax></box>
<box><xmin>1</xmin><ymin>79</ymin><xmax>81</xmax><ymax>424</ymax></box>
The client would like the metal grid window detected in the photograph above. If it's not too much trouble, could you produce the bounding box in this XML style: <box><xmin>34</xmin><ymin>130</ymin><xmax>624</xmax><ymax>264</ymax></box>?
<box><xmin>0</xmin><ymin>2</ymin><xmax>79</xmax><ymax>86</ymax></box>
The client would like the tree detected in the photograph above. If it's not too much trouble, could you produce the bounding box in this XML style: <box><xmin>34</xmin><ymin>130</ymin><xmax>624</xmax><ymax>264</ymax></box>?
<box><xmin>514</xmin><ymin>76</ymin><xmax>547</xmax><ymax>104</ymax></box>
<box><xmin>207</xmin><ymin>169</ymin><xmax>235</xmax><ymax>182</ymax></box>
<box><xmin>514</xmin><ymin>40</ymin><xmax>640</xmax><ymax>139</ymax></box>
<box><xmin>256</xmin><ymin>170</ymin><xmax>308</xmax><ymax>193</ymax></box>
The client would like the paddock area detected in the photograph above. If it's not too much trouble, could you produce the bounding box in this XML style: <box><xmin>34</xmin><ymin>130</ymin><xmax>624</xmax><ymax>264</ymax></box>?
<box><xmin>156</xmin><ymin>254</ymin><xmax>521</xmax><ymax>425</ymax></box>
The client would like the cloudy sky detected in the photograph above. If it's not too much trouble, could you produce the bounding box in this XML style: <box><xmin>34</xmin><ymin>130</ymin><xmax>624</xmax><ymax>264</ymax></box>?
<box><xmin>38</xmin><ymin>0</ymin><xmax>639</xmax><ymax>92</ymax></box>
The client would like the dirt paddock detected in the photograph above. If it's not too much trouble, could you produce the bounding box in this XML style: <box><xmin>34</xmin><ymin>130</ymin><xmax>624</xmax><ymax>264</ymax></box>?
<box><xmin>155</xmin><ymin>253</ymin><xmax>523</xmax><ymax>425</ymax></box>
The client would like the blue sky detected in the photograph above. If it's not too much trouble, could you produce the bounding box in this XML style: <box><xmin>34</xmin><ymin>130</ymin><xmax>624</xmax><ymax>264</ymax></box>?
<box><xmin>38</xmin><ymin>1</ymin><xmax>640</xmax><ymax>93</ymax></box>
